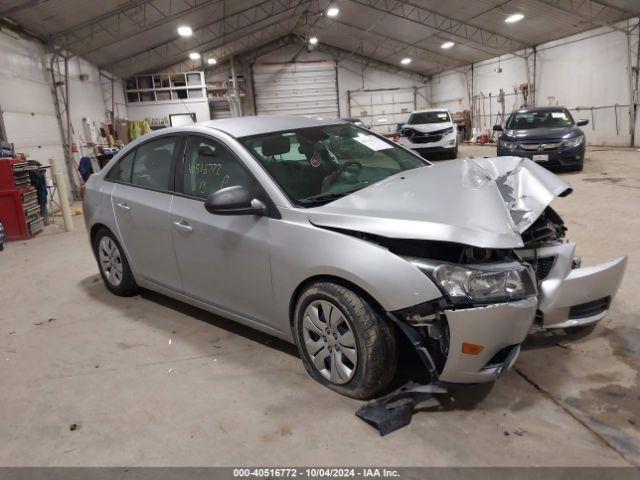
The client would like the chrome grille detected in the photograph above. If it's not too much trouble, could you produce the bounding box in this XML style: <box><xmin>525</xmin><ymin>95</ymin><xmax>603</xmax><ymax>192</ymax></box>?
<box><xmin>520</xmin><ymin>143</ymin><xmax>561</xmax><ymax>151</ymax></box>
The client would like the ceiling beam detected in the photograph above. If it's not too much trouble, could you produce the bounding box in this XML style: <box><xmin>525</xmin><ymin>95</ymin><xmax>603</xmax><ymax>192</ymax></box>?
<box><xmin>349</xmin><ymin>0</ymin><xmax>528</xmax><ymax>54</ymax></box>
<box><xmin>106</xmin><ymin>0</ymin><xmax>310</xmax><ymax>75</ymax></box>
<box><xmin>54</xmin><ymin>0</ymin><xmax>224</xmax><ymax>58</ymax></box>
<box><xmin>0</xmin><ymin>0</ymin><xmax>49</xmax><ymax>18</ymax></box>
<box><xmin>533</xmin><ymin>0</ymin><xmax>633</xmax><ymax>34</ymax></box>
<box><xmin>316</xmin><ymin>17</ymin><xmax>461</xmax><ymax>72</ymax></box>
<box><xmin>51</xmin><ymin>0</ymin><xmax>220</xmax><ymax>56</ymax></box>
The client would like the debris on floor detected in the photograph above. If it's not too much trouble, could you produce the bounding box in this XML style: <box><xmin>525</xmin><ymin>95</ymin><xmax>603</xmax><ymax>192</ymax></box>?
<box><xmin>34</xmin><ymin>318</ymin><xmax>55</xmax><ymax>326</ymax></box>
<box><xmin>69</xmin><ymin>423</ymin><xmax>80</xmax><ymax>431</ymax></box>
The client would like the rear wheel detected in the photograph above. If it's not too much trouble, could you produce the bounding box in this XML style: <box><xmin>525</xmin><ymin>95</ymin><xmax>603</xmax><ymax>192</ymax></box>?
<box><xmin>293</xmin><ymin>281</ymin><xmax>397</xmax><ymax>399</ymax></box>
<box><xmin>92</xmin><ymin>228</ymin><xmax>138</xmax><ymax>296</ymax></box>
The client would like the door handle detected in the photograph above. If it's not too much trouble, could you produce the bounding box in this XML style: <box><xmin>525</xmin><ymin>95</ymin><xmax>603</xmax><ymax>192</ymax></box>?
<box><xmin>116</xmin><ymin>202</ymin><xmax>131</xmax><ymax>211</ymax></box>
<box><xmin>173</xmin><ymin>220</ymin><xmax>193</xmax><ymax>233</ymax></box>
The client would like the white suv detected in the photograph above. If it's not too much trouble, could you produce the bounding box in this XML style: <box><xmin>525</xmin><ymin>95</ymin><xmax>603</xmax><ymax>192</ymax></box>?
<box><xmin>397</xmin><ymin>109</ymin><xmax>458</xmax><ymax>159</ymax></box>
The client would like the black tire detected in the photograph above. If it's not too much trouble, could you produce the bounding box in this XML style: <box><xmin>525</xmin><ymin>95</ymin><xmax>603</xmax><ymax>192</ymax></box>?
<box><xmin>448</xmin><ymin>147</ymin><xmax>458</xmax><ymax>159</ymax></box>
<box><xmin>293</xmin><ymin>281</ymin><xmax>397</xmax><ymax>399</ymax></box>
<box><xmin>92</xmin><ymin>227</ymin><xmax>138</xmax><ymax>296</ymax></box>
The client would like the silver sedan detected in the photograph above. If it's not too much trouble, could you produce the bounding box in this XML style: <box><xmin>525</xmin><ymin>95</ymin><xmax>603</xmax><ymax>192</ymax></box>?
<box><xmin>83</xmin><ymin>116</ymin><xmax>626</xmax><ymax>399</ymax></box>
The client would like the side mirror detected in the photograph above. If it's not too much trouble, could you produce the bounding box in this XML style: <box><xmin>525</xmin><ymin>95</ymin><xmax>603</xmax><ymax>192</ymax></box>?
<box><xmin>204</xmin><ymin>185</ymin><xmax>266</xmax><ymax>216</ymax></box>
<box><xmin>493</xmin><ymin>124</ymin><xmax>504</xmax><ymax>131</ymax></box>
<box><xmin>577</xmin><ymin>119</ymin><xmax>589</xmax><ymax>127</ymax></box>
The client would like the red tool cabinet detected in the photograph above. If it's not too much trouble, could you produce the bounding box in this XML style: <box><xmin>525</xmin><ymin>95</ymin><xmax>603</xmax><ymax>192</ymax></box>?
<box><xmin>0</xmin><ymin>157</ymin><xmax>43</xmax><ymax>240</ymax></box>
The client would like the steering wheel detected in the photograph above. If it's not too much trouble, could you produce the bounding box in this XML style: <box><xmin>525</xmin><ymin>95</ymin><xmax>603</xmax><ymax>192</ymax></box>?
<box><xmin>329</xmin><ymin>160</ymin><xmax>363</xmax><ymax>186</ymax></box>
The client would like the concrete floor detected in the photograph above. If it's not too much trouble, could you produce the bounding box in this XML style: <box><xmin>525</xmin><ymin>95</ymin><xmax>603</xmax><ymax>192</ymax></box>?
<box><xmin>1</xmin><ymin>145</ymin><xmax>639</xmax><ymax>466</ymax></box>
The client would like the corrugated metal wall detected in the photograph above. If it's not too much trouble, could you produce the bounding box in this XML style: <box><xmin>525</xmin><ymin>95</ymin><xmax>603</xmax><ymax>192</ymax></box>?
<box><xmin>253</xmin><ymin>61</ymin><xmax>338</xmax><ymax>117</ymax></box>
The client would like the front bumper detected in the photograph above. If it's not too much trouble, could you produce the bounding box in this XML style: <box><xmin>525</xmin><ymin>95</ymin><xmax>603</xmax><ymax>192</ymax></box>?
<box><xmin>398</xmin><ymin>133</ymin><xmax>457</xmax><ymax>157</ymax></box>
<box><xmin>520</xmin><ymin>242</ymin><xmax>627</xmax><ymax>330</ymax></box>
<box><xmin>497</xmin><ymin>143</ymin><xmax>584</xmax><ymax>168</ymax></box>
<box><xmin>438</xmin><ymin>297</ymin><xmax>537</xmax><ymax>383</ymax></box>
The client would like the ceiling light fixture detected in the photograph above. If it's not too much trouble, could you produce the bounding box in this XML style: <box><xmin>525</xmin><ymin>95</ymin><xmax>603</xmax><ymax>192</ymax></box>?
<box><xmin>309</xmin><ymin>36</ymin><xmax>319</xmax><ymax>45</ymax></box>
<box><xmin>441</xmin><ymin>41</ymin><xmax>455</xmax><ymax>49</ymax></box>
<box><xmin>327</xmin><ymin>7</ymin><xmax>339</xmax><ymax>17</ymax></box>
<box><xmin>177</xmin><ymin>25</ymin><xmax>193</xmax><ymax>37</ymax></box>
<box><xmin>505</xmin><ymin>13</ymin><xmax>524</xmax><ymax>23</ymax></box>
<box><xmin>189</xmin><ymin>52</ymin><xmax>201</xmax><ymax>60</ymax></box>
<box><xmin>400</xmin><ymin>57</ymin><xmax>412</xmax><ymax>65</ymax></box>
<box><xmin>207</xmin><ymin>58</ymin><xmax>217</xmax><ymax>65</ymax></box>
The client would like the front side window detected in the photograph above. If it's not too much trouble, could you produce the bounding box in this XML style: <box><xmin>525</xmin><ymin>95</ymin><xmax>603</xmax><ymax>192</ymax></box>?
<box><xmin>182</xmin><ymin>136</ymin><xmax>258</xmax><ymax>199</ymax></box>
<box><xmin>506</xmin><ymin>109</ymin><xmax>574</xmax><ymax>130</ymax></box>
<box><xmin>407</xmin><ymin>111</ymin><xmax>450</xmax><ymax>124</ymax></box>
<box><xmin>239</xmin><ymin>123</ymin><xmax>426</xmax><ymax>206</ymax></box>
<box><xmin>131</xmin><ymin>136</ymin><xmax>177</xmax><ymax>190</ymax></box>
<box><xmin>106</xmin><ymin>150</ymin><xmax>135</xmax><ymax>182</ymax></box>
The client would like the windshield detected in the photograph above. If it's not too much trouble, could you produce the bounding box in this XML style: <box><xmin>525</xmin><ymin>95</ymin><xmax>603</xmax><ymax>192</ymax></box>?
<box><xmin>239</xmin><ymin>123</ymin><xmax>426</xmax><ymax>206</ymax></box>
<box><xmin>407</xmin><ymin>111</ymin><xmax>450</xmax><ymax>124</ymax></box>
<box><xmin>506</xmin><ymin>109</ymin><xmax>574</xmax><ymax>130</ymax></box>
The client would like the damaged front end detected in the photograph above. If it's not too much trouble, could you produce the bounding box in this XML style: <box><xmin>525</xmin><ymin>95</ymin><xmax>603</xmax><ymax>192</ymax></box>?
<box><xmin>381</xmin><ymin>240</ymin><xmax>538</xmax><ymax>384</ymax></box>
<box><xmin>518</xmin><ymin>207</ymin><xmax>626</xmax><ymax>331</ymax></box>
<box><xmin>309</xmin><ymin>157</ymin><xmax>626</xmax><ymax>383</ymax></box>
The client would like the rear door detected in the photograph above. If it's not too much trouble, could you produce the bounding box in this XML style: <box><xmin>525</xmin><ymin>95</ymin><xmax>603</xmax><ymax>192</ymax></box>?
<box><xmin>110</xmin><ymin>135</ymin><xmax>183</xmax><ymax>291</ymax></box>
<box><xmin>169</xmin><ymin>134</ymin><xmax>275</xmax><ymax>326</ymax></box>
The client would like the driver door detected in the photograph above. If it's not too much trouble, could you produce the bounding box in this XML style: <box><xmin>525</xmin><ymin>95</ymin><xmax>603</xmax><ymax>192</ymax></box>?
<box><xmin>169</xmin><ymin>134</ymin><xmax>276</xmax><ymax>327</ymax></box>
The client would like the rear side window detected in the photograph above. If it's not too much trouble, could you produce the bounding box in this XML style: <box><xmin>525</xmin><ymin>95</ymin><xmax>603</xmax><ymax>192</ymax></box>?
<box><xmin>106</xmin><ymin>151</ymin><xmax>135</xmax><ymax>182</ymax></box>
<box><xmin>131</xmin><ymin>136</ymin><xmax>177</xmax><ymax>190</ymax></box>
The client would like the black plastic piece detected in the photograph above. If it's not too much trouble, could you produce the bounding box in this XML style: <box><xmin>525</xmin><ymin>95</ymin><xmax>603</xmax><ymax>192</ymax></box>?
<box><xmin>355</xmin><ymin>381</ymin><xmax>447</xmax><ymax>436</ymax></box>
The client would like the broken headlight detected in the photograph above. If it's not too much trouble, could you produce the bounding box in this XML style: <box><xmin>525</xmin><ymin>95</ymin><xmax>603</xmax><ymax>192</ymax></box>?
<box><xmin>409</xmin><ymin>259</ymin><xmax>537</xmax><ymax>305</ymax></box>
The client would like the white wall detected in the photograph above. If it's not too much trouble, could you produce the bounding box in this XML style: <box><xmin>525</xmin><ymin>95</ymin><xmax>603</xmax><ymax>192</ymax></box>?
<box><xmin>430</xmin><ymin>19</ymin><xmax>639</xmax><ymax>146</ymax></box>
<box><xmin>0</xmin><ymin>29</ymin><xmax>65</xmax><ymax>168</ymax></box>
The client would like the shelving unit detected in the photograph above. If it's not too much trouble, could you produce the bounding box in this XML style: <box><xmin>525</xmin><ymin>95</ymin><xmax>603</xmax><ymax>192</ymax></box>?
<box><xmin>206</xmin><ymin>75</ymin><xmax>246</xmax><ymax>119</ymax></box>
<box><xmin>124</xmin><ymin>72</ymin><xmax>206</xmax><ymax>104</ymax></box>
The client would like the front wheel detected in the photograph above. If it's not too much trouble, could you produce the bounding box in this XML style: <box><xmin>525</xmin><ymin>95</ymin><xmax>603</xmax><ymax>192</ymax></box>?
<box><xmin>293</xmin><ymin>282</ymin><xmax>397</xmax><ymax>399</ymax></box>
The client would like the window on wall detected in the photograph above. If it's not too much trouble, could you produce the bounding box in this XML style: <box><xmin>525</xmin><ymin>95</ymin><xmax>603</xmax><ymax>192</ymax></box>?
<box><xmin>124</xmin><ymin>72</ymin><xmax>206</xmax><ymax>104</ymax></box>
<box><xmin>182</xmin><ymin>136</ymin><xmax>258</xmax><ymax>199</ymax></box>
<box><xmin>131</xmin><ymin>136</ymin><xmax>178</xmax><ymax>190</ymax></box>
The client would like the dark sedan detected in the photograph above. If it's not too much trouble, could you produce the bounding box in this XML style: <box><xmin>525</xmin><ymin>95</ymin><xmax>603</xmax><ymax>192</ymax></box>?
<box><xmin>494</xmin><ymin>107</ymin><xmax>588</xmax><ymax>171</ymax></box>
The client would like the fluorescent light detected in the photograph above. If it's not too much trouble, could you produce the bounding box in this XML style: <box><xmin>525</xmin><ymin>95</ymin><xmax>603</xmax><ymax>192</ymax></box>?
<box><xmin>441</xmin><ymin>41</ymin><xmax>455</xmax><ymax>49</ymax></box>
<box><xmin>177</xmin><ymin>25</ymin><xmax>193</xmax><ymax>37</ymax></box>
<box><xmin>189</xmin><ymin>52</ymin><xmax>201</xmax><ymax>60</ymax></box>
<box><xmin>309</xmin><ymin>36</ymin><xmax>318</xmax><ymax>45</ymax></box>
<box><xmin>400</xmin><ymin>57</ymin><xmax>412</xmax><ymax>65</ymax></box>
<box><xmin>327</xmin><ymin>7</ymin><xmax>339</xmax><ymax>17</ymax></box>
<box><xmin>207</xmin><ymin>58</ymin><xmax>217</xmax><ymax>65</ymax></box>
<box><xmin>505</xmin><ymin>13</ymin><xmax>524</xmax><ymax>23</ymax></box>
<box><xmin>378</xmin><ymin>118</ymin><xmax>388</xmax><ymax>122</ymax></box>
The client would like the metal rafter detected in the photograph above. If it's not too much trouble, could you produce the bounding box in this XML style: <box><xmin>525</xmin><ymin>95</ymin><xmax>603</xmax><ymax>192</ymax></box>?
<box><xmin>122</xmin><ymin>11</ymin><xmax>308</xmax><ymax>76</ymax></box>
<box><xmin>349</xmin><ymin>0</ymin><xmax>527</xmax><ymax>53</ymax></box>
<box><xmin>314</xmin><ymin>17</ymin><xmax>461</xmax><ymax>72</ymax></box>
<box><xmin>54</xmin><ymin>0</ymin><xmax>225</xmax><ymax>58</ymax></box>
<box><xmin>0</xmin><ymin>0</ymin><xmax>49</xmax><ymax>18</ymax></box>
<box><xmin>534</xmin><ymin>0</ymin><xmax>634</xmax><ymax>33</ymax></box>
<box><xmin>107</xmin><ymin>0</ymin><xmax>309</xmax><ymax>76</ymax></box>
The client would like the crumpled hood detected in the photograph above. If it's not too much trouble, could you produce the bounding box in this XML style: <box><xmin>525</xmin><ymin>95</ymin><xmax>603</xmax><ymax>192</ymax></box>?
<box><xmin>403</xmin><ymin>122</ymin><xmax>454</xmax><ymax>134</ymax></box>
<box><xmin>307</xmin><ymin>157</ymin><xmax>572</xmax><ymax>249</ymax></box>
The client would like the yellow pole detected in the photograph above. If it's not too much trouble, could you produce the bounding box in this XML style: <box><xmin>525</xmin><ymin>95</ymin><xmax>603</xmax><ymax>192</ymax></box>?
<box><xmin>50</xmin><ymin>157</ymin><xmax>74</xmax><ymax>232</ymax></box>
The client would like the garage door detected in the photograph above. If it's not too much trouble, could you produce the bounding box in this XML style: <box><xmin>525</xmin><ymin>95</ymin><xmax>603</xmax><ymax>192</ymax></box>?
<box><xmin>253</xmin><ymin>61</ymin><xmax>338</xmax><ymax>117</ymax></box>
<box><xmin>348</xmin><ymin>88</ymin><xmax>416</xmax><ymax>136</ymax></box>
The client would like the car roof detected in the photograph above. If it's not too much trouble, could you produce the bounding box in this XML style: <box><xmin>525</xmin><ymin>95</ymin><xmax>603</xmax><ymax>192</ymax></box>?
<box><xmin>200</xmin><ymin>115</ymin><xmax>343</xmax><ymax>138</ymax></box>
<box><xmin>514</xmin><ymin>106</ymin><xmax>569</xmax><ymax>113</ymax></box>
<box><xmin>411</xmin><ymin>108</ymin><xmax>449</xmax><ymax>113</ymax></box>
